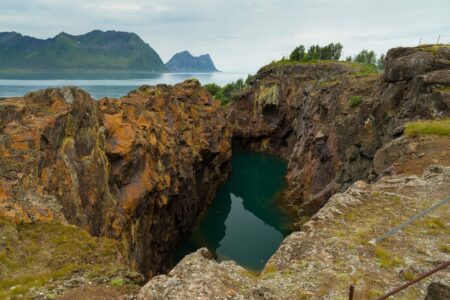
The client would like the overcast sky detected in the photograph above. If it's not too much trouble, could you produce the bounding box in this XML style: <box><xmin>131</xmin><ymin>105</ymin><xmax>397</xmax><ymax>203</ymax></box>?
<box><xmin>1</xmin><ymin>0</ymin><xmax>449</xmax><ymax>73</ymax></box>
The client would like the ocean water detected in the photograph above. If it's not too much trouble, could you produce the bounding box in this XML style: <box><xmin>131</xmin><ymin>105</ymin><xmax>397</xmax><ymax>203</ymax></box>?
<box><xmin>0</xmin><ymin>72</ymin><xmax>248</xmax><ymax>99</ymax></box>
<box><xmin>173</xmin><ymin>151</ymin><xmax>293</xmax><ymax>271</ymax></box>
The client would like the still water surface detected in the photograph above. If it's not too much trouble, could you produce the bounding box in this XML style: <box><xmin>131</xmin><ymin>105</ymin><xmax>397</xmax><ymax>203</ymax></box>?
<box><xmin>174</xmin><ymin>151</ymin><xmax>294</xmax><ymax>271</ymax></box>
<box><xmin>0</xmin><ymin>72</ymin><xmax>248</xmax><ymax>98</ymax></box>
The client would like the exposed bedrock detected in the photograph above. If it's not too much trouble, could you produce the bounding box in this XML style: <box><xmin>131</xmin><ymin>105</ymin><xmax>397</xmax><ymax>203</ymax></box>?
<box><xmin>227</xmin><ymin>45</ymin><xmax>450</xmax><ymax>217</ymax></box>
<box><xmin>0</xmin><ymin>80</ymin><xmax>232</xmax><ymax>278</ymax></box>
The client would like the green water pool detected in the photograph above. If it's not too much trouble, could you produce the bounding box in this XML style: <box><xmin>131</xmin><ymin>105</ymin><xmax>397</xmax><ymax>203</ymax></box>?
<box><xmin>173</xmin><ymin>151</ymin><xmax>294</xmax><ymax>271</ymax></box>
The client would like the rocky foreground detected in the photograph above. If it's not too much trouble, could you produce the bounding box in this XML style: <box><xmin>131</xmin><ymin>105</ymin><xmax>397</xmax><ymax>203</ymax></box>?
<box><xmin>139</xmin><ymin>163</ymin><xmax>450</xmax><ymax>299</ymax></box>
<box><xmin>0</xmin><ymin>45</ymin><xmax>449</xmax><ymax>299</ymax></box>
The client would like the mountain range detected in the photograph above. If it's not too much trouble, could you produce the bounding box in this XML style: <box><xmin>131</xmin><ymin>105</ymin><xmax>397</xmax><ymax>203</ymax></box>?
<box><xmin>0</xmin><ymin>30</ymin><xmax>218</xmax><ymax>73</ymax></box>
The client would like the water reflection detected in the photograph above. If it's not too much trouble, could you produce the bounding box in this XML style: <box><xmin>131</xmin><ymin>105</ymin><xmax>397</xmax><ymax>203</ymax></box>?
<box><xmin>173</xmin><ymin>151</ymin><xmax>293</xmax><ymax>271</ymax></box>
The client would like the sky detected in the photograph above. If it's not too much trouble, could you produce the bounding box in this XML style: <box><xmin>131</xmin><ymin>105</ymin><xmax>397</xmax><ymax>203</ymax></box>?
<box><xmin>1</xmin><ymin>0</ymin><xmax>449</xmax><ymax>73</ymax></box>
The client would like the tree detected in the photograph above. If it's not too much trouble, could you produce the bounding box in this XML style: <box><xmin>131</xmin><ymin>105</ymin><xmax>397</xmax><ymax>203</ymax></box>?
<box><xmin>320</xmin><ymin>43</ymin><xmax>343</xmax><ymax>60</ymax></box>
<box><xmin>289</xmin><ymin>45</ymin><xmax>306</xmax><ymax>61</ymax></box>
<box><xmin>307</xmin><ymin>45</ymin><xmax>321</xmax><ymax>60</ymax></box>
<box><xmin>345</xmin><ymin>56</ymin><xmax>352</xmax><ymax>62</ymax></box>
<box><xmin>377</xmin><ymin>54</ymin><xmax>386</xmax><ymax>71</ymax></box>
<box><xmin>354</xmin><ymin>49</ymin><xmax>377</xmax><ymax>65</ymax></box>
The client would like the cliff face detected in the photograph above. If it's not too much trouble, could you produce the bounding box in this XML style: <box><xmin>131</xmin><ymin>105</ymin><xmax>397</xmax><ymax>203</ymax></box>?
<box><xmin>227</xmin><ymin>45</ymin><xmax>450</xmax><ymax>217</ymax></box>
<box><xmin>139</xmin><ymin>45</ymin><xmax>450</xmax><ymax>300</ymax></box>
<box><xmin>0</xmin><ymin>80</ymin><xmax>231</xmax><ymax>278</ymax></box>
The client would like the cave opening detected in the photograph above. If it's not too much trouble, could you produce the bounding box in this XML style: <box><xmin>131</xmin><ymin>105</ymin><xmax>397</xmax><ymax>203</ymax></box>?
<box><xmin>171</xmin><ymin>151</ymin><xmax>295</xmax><ymax>272</ymax></box>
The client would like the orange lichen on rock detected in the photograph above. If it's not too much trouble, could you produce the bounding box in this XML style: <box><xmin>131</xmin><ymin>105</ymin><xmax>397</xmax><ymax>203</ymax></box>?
<box><xmin>0</xmin><ymin>81</ymin><xmax>232</xmax><ymax>278</ymax></box>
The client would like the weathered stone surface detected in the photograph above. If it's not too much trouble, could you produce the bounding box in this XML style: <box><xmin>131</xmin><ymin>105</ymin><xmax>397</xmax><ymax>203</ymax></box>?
<box><xmin>385</xmin><ymin>45</ymin><xmax>450</xmax><ymax>82</ymax></box>
<box><xmin>141</xmin><ymin>164</ymin><xmax>450</xmax><ymax>299</ymax></box>
<box><xmin>373</xmin><ymin>135</ymin><xmax>450</xmax><ymax>176</ymax></box>
<box><xmin>0</xmin><ymin>80</ymin><xmax>232</xmax><ymax>278</ymax></box>
<box><xmin>425</xmin><ymin>282</ymin><xmax>450</xmax><ymax>300</ymax></box>
<box><xmin>138</xmin><ymin>248</ymin><xmax>250</xmax><ymax>300</ymax></box>
<box><xmin>227</xmin><ymin>45</ymin><xmax>450</xmax><ymax>218</ymax></box>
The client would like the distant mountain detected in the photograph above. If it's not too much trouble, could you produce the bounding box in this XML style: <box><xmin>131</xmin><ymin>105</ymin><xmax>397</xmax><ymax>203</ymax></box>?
<box><xmin>166</xmin><ymin>51</ymin><xmax>219</xmax><ymax>72</ymax></box>
<box><xmin>0</xmin><ymin>30</ymin><xmax>168</xmax><ymax>72</ymax></box>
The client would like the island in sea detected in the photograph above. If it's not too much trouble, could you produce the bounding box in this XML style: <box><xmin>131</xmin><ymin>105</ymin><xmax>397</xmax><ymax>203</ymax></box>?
<box><xmin>0</xmin><ymin>30</ymin><xmax>220</xmax><ymax>74</ymax></box>
<box><xmin>165</xmin><ymin>50</ymin><xmax>219</xmax><ymax>73</ymax></box>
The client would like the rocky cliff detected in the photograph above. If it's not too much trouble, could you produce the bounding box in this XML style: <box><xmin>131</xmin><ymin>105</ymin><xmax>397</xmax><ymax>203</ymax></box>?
<box><xmin>140</xmin><ymin>45</ymin><xmax>450</xmax><ymax>299</ymax></box>
<box><xmin>227</xmin><ymin>44</ymin><xmax>450</xmax><ymax>218</ymax></box>
<box><xmin>1</xmin><ymin>45</ymin><xmax>449</xmax><ymax>299</ymax></box>
<box><xmin>139</xmin><ymin>163</ymin><xmax>450</xmax><ymax>299</ymax></box>
<box><xmin>0</xmin><ymin>80</ymin><xmax>231</xmax><ymax>281</ymax></box>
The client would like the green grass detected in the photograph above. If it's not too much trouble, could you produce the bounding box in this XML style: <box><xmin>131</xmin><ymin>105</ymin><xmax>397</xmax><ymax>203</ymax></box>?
<box><xmin>373</xmin><ymin>246</ymin><xmax>403</xmax><ymax>269</ymax></box>
<box><xmin>437</xmin><ymin>85</ymin><xmax>450</xmax><ymax>93</ymax></box>
<box><xmin>110</xmin><ymin>278</ymin><xmax>124</xmax><ymax>287</ymax></box>
<box><xmin>348</xmin><ymin>95</ymin><xmax>363</xmax><ymax>108</ymax></box>
<box><xmin>404</xmin><ymin>119</ymin><xmax>450</xmax><ymax>137</ymax></box>
<box><xmin>0</xmin><ymin>220</ymin><xmax>126</xmax><ymax>299</ymax></box>
<box><xmin>259</xmin><ymin>59</ymin><xmax>378</xmax><ymax>78</ymax></box>
<box><xmin>403</xmin><ymin>270</ymin><xmax>416</xmax><ymax>281</ymax></box>
<box><xmin>439</xmin><ymin>244</ymin><xmax>450</xmax><ymax>253</ymax></box>
<box><xmin>418</xmin><ymin>44</ymin><xmax>450</xmax><ymax>54</ymax></box>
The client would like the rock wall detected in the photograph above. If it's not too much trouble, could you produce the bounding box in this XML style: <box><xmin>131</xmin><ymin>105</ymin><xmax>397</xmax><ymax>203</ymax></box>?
<box><xmin>139</xmin><ymin>163</ymin><xmax>450</xmax><ymax>299</ymax></box>
<box><xmin>227</xmin><ymin>45</ymin><xmax>450</xmax><ymax>217</ymax></box>
<box><xmin>0</xmin><ymin>80</ymin><xmax>231</xmax><ymax>278</ymax></box>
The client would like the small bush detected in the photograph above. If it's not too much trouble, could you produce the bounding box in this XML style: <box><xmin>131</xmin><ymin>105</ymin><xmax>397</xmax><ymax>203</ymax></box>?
<box><xmin>110</xmin><ymin>278</ymin><xmax>124</xmax><ymax>287</ymax></box>
<box><xmin>404</xmin><ymin>119</ymin><xmax>450</xmax><ymax>137</ymax></box>
<box><xmin>348</xmin><ymin>96</ymin><xmax>363</xmax><ymax>108</ymax></box>
<box><xmin>403</xmin><ymin>270</ymin><xmax>416</xmax><ymax>281</ymax></box>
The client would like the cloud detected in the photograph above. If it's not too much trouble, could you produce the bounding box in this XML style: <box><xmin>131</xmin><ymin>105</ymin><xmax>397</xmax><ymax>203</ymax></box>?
<box><xmin>0</xmin><ymin>0</ymin><xmax>449</xmax><ymax>72</ymax></box>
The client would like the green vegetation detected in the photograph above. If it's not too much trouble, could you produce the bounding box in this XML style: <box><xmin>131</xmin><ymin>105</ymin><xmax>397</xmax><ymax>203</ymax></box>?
<box><xmin>289</xmin><ymin>43</ymin><xmax>343</xmax><ymax>62</ymax></box>
<box><xmin>437</xmin><ymin>85</ymin><xmax>450</xmax><ymax>93</ymax></box>
<box><xmin>403</xmin><ymin>270</ymin><xmax>416</xmax><ymax>281</ymax></box>
<box><xmin>0</xmin><ymin>220</ymin><xmax>125</xmax><ymax>299</ymax></box>
<box><xmin>377</xmin><ymin>54</ymin><xmax>386</xmax><ymax>71</ymax></box>
<box><xmin>204</xmin><ymin>75</ymin><xmax>253</xmax><ymax>106</ymax></box>
<box><xmin>404</xmin><ymin>119</ymin><xmax>450</xmax><ymax>137</ymax></box>
<box><xmin>346</xmin><ymin>49</ymin><xmax>385</xmax><ymax>72</ymax></box>
<box><xmin>373</xmin><ymin>246</ymin><xmax>403</xmax><ymax>269</ymax></box>
<box><xmin>439</xmin><ymin>244</ymin><xmax>450</xmax><ymax>253</ymax></box>
<box><xmin>110</xmin><ymin>278</ymin><xmax>124</xmax><ymax>287</ymax></box>
<box><xmin>354</xmin><ymin>49</ymin><xmax>377</xmax><ymax>65</ymax></box>
<box><xmin>418</xmin><ymin>44</ymin><xmax>450</xmax><ymax>54</ymax></box>
<box><xmin>0</xmin><ymin>30</ymin><xmax>168</xmax><ymax>72</ymax></box>
<box><xmin>348</xmin><ymin>95</ymin><xmax>363</xmax><ymax>108</ymax></box>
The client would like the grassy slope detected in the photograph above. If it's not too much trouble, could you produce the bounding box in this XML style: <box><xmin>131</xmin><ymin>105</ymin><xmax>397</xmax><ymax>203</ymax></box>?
<box><xmin>0</xmin><ymin>220</ymin><xmax>134</xmax><ymax>299</ymax></box>
<box><xmin>405</xmin><ymin>119</ymin><xmax>450</xmax><ymax>137</ymax></box>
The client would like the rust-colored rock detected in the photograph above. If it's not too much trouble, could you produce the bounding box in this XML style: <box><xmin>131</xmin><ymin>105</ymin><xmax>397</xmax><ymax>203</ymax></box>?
<box><xmin>0</xmin><ymin>80</ymin><xmax>231</xmax><ymax>278</ymax></box>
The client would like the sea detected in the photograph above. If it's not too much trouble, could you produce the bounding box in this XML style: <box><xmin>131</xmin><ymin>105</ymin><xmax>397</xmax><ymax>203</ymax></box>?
<box><xmin>0</xmin><ymin>72</ymin><xmax>249</xmax><ymax>99</ymax></box>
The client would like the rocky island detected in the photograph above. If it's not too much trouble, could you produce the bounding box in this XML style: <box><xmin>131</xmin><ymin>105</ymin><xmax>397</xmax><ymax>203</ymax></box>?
<box><xmin>0</xmin><ymin>45</ymin><xmax>449</xmax><ymax>299</ymax></box>
<box><xmin>165</xmin><ymin>51</ymin><xmax>219</xmax><ymax>73</ymax></box>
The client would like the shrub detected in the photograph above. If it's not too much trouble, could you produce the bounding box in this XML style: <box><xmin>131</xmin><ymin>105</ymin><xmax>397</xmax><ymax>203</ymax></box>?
<box><xmin>203</xmin><ymin>75</ymin><xmax>253</xmax><ymax>106</ymax></box>
<box><xmin>110</xmin><ymin>278</ymin><xmax>124</xmax><ymax>287</ymax></box>
<box><xmin>348</xmin><ymin>95</ymin><xmax>363</xmax><ymax>108</ymax></box>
